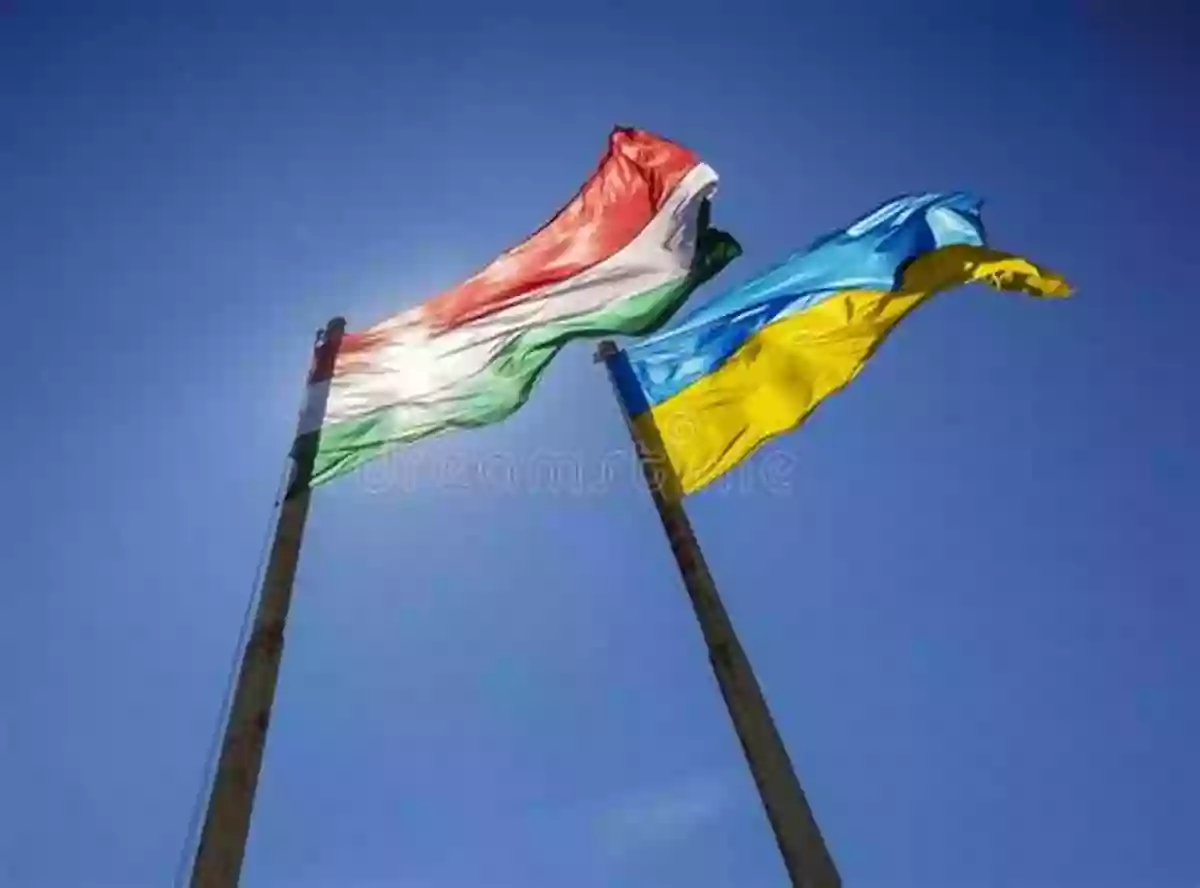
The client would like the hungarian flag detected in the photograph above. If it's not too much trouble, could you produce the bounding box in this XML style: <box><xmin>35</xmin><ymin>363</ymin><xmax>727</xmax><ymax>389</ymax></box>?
<box><xmin>299</xmin><ymin>127</ymin><xmax>740</xmax><ymax>486</ymax></box>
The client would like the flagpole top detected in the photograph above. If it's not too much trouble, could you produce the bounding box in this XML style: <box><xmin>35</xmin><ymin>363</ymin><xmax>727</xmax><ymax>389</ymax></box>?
<box><xmin>594</xmin><ymin>340</ymin><xmax>618</xmax><ymax>364</ymax></box>
<box><xmin>308</xmin><ymin>317</ymin><xmax>347</xmax><ymax>386</ymax></box>
<box><xmin>318</xmin><ymin>316</ymin><xmax>347</xmax><ymax>343</ymax></box>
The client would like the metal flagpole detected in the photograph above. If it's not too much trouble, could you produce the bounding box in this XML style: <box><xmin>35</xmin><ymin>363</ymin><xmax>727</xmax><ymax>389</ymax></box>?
<box><xmin>595</xmin><ymin>340</ymin><xmax>841</xmax><ymax>888</ymax></box>
<box><xmin>188</xmin><ymin>317</ymin><xmax>346</xmax><ymax>888</ymax></box>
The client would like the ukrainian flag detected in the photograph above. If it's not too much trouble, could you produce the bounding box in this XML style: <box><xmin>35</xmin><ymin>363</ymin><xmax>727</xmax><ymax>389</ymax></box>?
<box><xmin>608</xmin><ymin>193</ymin><xmax>1071</xmax><ymax>497</ymax></box>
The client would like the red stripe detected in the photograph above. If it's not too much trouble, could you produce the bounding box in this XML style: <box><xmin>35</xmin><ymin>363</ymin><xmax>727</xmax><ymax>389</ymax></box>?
<box><xmin>339</xmin><ymin>127</ymin><xmax>697</xmax><ymax>358</ymax></box>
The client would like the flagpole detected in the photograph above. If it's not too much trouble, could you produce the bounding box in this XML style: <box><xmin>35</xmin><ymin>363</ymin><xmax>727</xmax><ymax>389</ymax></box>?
<box><xmin>188</xmin><ymin>317</ymin><xmax>346</xmax><ymax>888</ymax></box>
<box><xmin>595</xmin><ymin>340</ymin><xmax>841</xmax><ymax>888</ymax></box>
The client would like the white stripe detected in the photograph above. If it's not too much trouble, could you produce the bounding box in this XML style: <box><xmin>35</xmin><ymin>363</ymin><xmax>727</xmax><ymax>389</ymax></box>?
<box><xmin>299</xmin><ymin>163</ymin><xmax>718</xmax><ymax>434</ymax></box>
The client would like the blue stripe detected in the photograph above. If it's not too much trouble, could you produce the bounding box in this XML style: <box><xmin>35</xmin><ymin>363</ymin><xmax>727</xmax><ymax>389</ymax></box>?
<box><xmin>621</xmin><ymin>192</ymin><xmax>987</xmax><ymax>413</ymax></box>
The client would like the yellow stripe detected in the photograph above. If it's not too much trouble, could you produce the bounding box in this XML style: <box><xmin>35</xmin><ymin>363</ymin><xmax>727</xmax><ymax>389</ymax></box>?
<box><xmin>633</xmin><ymin>245</ymin><xmax>1071</xmax><ymax>496</ymax></box>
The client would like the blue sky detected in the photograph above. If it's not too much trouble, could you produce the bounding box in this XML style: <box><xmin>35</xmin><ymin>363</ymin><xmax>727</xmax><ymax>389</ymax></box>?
<box><xmin>2</xmin><ymin>2</ymin><xmax>1198</xmax><ymax>887</ymax></box>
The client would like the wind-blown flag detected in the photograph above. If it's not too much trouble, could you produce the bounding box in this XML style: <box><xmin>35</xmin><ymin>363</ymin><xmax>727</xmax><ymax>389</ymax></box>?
<box><xmin>609</xmin><ymin>192</ymin><xmax>1071</xmax><ymax>497</ymax></box>
<box><xmin>301</xmin><ymin>127</ymin><xmax>740</xmax><ymax>486</ymax></box>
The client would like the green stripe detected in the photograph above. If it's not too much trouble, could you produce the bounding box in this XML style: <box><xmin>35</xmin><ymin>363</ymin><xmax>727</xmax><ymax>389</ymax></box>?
<box><xmin>307</xmin><ymin>225</ymin><xmax>740</xmax><ymax>487</ymax></box>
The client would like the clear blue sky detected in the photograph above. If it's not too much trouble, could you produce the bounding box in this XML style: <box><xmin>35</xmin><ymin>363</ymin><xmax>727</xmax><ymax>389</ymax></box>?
<box><xmin>2</xmin><ymin>3</ymin><xmax>1198</xmax><ymax>887</ymax></box>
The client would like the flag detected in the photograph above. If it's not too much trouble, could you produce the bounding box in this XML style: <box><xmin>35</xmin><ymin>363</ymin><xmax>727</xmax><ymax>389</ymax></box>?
<box><xmin>301</xmin><ymin>127</ymin><xmax>740</xmax><ymax>486</ymax></box>
<box><xmin>609</xmin><ymin>193</ymin><xmax>1071</xmax><ymax>497</ymax></box>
